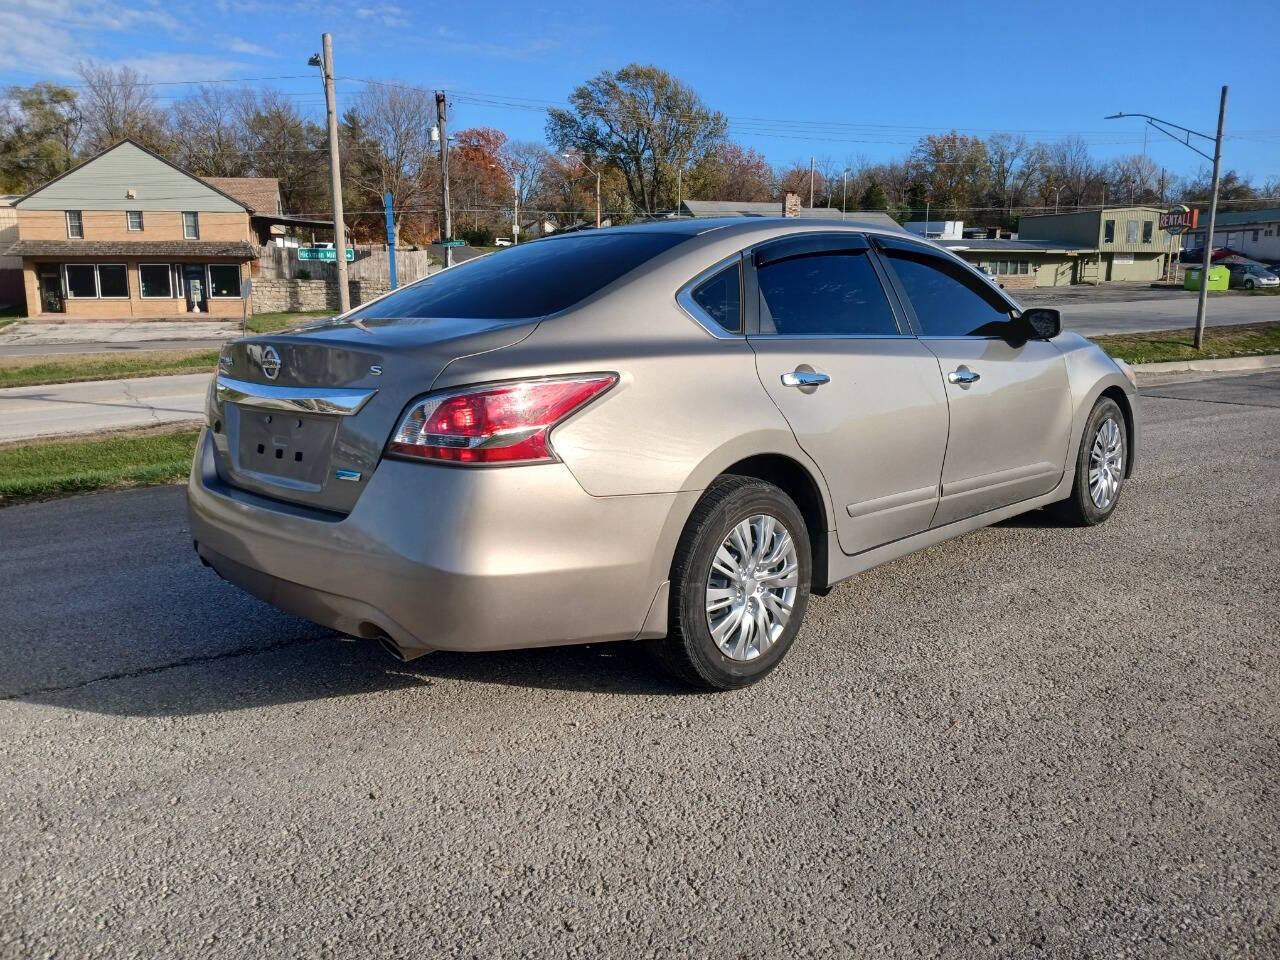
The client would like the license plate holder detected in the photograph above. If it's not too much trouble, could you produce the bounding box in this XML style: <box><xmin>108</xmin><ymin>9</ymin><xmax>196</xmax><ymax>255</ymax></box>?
<box><xmin>235</xmin><ymin>409</ymin><xmax>338</xmax><ymax>486</ymax></box>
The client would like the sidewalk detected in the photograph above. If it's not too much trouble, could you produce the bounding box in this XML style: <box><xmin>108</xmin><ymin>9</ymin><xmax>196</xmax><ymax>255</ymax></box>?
<box><xmin>0</xmin><ymin>321</ymin><xmax>240</xmax><ymax>357</ymax></box>
<box><xmin>0</xmin><ymin>373</ymin><xmax>208</xmax><ymax>443</ymax></box>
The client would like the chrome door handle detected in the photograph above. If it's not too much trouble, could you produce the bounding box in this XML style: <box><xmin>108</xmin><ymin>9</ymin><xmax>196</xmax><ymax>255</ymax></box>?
<box><xmin>947</xmin><ymin>368</ymin><xmax>981</xmax><ymax>385</ymax></box>
<box><xmin>781</xmin><ymin>370</ymin><xmax>831</xmax><ymax>388</ymax></box>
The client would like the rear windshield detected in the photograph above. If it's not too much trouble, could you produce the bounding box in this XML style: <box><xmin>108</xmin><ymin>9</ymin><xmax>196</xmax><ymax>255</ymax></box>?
<box><xmin>347</xmin><ymin>231</ymin><xmax>690</xmax><ymax>321</ymax></box>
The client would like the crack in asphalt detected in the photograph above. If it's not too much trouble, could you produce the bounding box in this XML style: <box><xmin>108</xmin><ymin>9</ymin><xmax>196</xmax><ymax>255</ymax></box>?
<box><xmin>0</xmin><ymin>632</ymin><xmax>329</xmax><ymax>702</ymax></box>
<box><xmin>1141</xmin><ymin>392</ymin><xmax>1280</xmax><ymax>409</ymax></box>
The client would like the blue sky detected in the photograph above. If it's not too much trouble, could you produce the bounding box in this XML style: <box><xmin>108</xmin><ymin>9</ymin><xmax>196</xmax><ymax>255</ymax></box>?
<box><xmin>3</xmin><ymin>0</ymin><xmax>1277</xmax><ymax>182</ymax></box>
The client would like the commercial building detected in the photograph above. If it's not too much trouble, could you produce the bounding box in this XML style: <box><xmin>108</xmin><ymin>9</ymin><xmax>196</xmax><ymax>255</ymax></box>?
<box><xmin>4</xmin><ymin>139</ymin><xmax>260</xmax><ymax>319</ymax></box>
<box><xmin>905</xmin><ymin>220</ymin><xmax>964</xmax><ymax>240</ymax></box>
<box><xmin>0</xmin><ymin>196</ymin><xmax>20</xmax><ymax>308</ymax></box>
<box><xmin>1018</xmin><ymin>206</ymin><xmax>1175</xmax><ymax>283</ymax></box>
<box><xmin>1185</xmin><ymin>207</ymin><xmax>1280</xmax><ymax>264</ymax></box>
<box><xmin>937</xmin><ymin>238</ymin><xmax>1094</xmax><ymax>288</ymax></box>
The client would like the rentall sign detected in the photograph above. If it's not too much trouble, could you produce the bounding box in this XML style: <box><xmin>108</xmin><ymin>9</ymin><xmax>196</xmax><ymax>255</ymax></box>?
<box><xmin>1159</xmin><ymin>206</ymin><xmax>1200</xmax><ymax>235</ymax></box>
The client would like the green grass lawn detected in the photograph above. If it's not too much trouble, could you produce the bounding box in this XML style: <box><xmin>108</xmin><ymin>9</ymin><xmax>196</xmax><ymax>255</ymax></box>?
<box><xmin>0</xmin><ymin>426</ymin><xmax>200</xmax><ymax>505</ymax></box>
<box><xmin>1090</xmin><ymin>322</ymin><xmax>1280</xmax><ymax>364</ymax></box>
<box><xmin>245</xmin><ymin>310</ymin><xmax>333</xmax><ymax>334</ymax></box>
<box><xmin>0</xmin><ymin>349</ymin><xmax>219</xmax><ymax>388</ymax></box>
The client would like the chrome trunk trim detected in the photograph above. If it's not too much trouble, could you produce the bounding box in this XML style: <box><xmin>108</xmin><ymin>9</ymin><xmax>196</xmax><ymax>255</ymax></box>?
<box><xmin>215</xmin><ymin>375</ymin><xmax>377</xmax><ymax>416</ymax></box>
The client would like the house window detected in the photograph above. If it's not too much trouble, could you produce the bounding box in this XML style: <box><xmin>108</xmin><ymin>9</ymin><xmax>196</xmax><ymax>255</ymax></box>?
<box><xmin>98</xmin><ymin>264</ymin><xmax>129</xmax><ymax>298</ymax></box>
<box><xmin>139</xmin><ymin>263</ymin><xmax>175</xmax><ymax>298</ymax></box>
<box><xmin>1142</xmin><ymin>221</ymin><xmax>1153</xmax><ymax>243</ymax></box>
<box><xmin>127</xmin><ymin>211</ymin><xmax>144</xmax><ymax>231</ymax></box>
<box><xmin>182</xmin><ymin>212</ymin><xmax>200</xmax><ymax>239</ymax></box>
<box><xmin>1126</xmin><ymin>220</ymin><xmax>1139</xmax><ymax>244</ymax></box>
<box><xmin>66</xmin><ymin>211</ymin><xmax>83</xmax><ymax>239</ymax></box>
<box><xmin>208</xmin><ymin>264</ymin><xmax>242</xmax><ymax>298</ymax></box>
<box><xmin>1019</xmin><ymin>261</ymin><xmax>1030</xmax><ymax>274</ymax></box>
<box><xmin>1104</xmin><ymin>219</ymin><xmax>1115</xmax><ymax>243</ymax></box>
<box><xmin>64</xmin><ymin>264</ymin><xmax>97</xmax><ymax>298</ymax></box>
<box><xmin>1253</xmin><ymin>230</ymin><xmax>1260</xmax><ymax>242</ymax></box>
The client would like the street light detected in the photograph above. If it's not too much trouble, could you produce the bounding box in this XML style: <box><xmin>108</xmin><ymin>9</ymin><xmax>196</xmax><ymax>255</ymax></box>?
<box><xmin>1052</xmin><ymin>184</ymin><xmax>1066</xmax><ymax>214</ymax></box>
<box><xmin>1105</xmin><ymin>86</ymin><xmax>1227</xmax><ymax>350</ymax></box>
<box><xmin>562</xmin><ymin>152</ymin><xmax>601</xmax><ymax>229</ymax></box>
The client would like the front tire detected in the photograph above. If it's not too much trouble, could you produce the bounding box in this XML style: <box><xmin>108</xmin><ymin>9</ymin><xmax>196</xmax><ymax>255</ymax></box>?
<box><xmin>1050</xmin><ymin>396</ymin><xmax>1128</xmax><ymax>526</ymax></box>
<box><xmin>652</xmin><ymin>475</ymin><xmax>811</xmax><ymax>690</ymax></box>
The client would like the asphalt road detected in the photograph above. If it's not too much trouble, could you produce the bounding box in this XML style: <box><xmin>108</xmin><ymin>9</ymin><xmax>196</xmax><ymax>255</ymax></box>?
<box><xmin>2</xmin><ymin>372</ymin><xmax>1278</xmax><ymax>958</ymax></box>
<box><xmin>1048</xmin><ymin>291</ymin><xmax>1278</xmax><ymax>336</ymax></box>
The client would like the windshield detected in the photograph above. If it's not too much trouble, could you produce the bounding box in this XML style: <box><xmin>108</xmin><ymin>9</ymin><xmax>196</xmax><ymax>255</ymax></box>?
<box><xmin>347</xmin><ymin>231</ymin><xmax>690</xmax><ymax>321</ymax></box>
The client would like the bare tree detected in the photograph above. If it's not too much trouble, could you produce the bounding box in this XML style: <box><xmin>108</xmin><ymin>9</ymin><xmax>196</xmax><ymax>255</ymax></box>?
<box><xmin>171</xmin><ymin>85</ymin><xmax>251</xmax><ymax>177</ymax></box>
<box><xmin>75</xmin><ymin>62</ymin><xmax>165</xmax><ymax>152</ymax></box>
<box><xmin>343</xmin><ymin>84</ymin><xmax>437</xmax><ymax>243</ymax></box>
<box><xmin>501</xmin><ymin>140</ymin><xmax>552</xmax><ymax>228</ymax></box>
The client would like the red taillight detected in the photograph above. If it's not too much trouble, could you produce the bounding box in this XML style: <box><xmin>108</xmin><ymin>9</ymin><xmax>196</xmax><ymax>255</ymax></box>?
<box><xmin>387</xmin><ymin>374</ymin><xmax>617</xmax><ymax>465</ymax></box>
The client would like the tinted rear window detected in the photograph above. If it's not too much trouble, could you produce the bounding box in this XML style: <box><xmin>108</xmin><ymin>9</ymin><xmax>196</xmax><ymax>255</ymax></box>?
<box><xmin>347</xmin><ymin>231</ymin><xmax>689</xmax><ymax>321</ymax></box>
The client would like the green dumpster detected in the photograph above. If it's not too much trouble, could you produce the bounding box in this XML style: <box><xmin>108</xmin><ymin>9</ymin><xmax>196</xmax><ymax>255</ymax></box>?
<box><xmin>1184</xmin><ymin>265</ymin><xmax>1229</xmax><ymax>291</ymax></box>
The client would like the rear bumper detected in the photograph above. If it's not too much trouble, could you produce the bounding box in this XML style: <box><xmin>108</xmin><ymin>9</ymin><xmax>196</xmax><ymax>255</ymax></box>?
<box><xmin>187</xmin><ymin>429</ymin><xmax>691</xmax><ymax>656</ymax></box>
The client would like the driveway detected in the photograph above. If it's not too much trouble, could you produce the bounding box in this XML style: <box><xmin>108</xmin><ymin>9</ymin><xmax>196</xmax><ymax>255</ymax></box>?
<box><xmin>2</xmin><ymin>371</ymin><xmax>1277</xmax><ymax>958</ymax></box>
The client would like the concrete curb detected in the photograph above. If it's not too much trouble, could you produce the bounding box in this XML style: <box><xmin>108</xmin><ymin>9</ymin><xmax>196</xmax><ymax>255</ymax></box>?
<box><xmin>1133</xmin><ymin>354</ymin><xmax>1280</xmax><ymax>381</ymax></box>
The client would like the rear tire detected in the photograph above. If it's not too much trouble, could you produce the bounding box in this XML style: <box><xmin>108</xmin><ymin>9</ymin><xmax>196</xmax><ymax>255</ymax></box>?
<box><xmin>1049</xmin><ymin>396</ymin><xmax>1128</xmax><ymax>526</ymax></box>
<box><xmin>651</xmin><ymin>475</ymin><xmax>811</xmax><ymax>690</ymax></box>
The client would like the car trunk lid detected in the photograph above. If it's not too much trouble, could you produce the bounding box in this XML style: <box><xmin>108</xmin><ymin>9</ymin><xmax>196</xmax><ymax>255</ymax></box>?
<box><xmin>210</xmin><ymin>315</ymin><xmax>537</xmax><ymax>513</ymax></box>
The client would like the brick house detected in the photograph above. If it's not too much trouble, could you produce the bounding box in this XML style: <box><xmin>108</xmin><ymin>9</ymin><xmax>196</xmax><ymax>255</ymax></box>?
<box><xmin>4</xmin><ymin>139</ymin><xmax>260</xmax><ymax>319</ymax></box>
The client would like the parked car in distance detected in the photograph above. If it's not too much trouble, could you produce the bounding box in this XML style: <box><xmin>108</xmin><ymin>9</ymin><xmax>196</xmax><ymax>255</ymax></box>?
<box><xmin>1226</xmin><ymin>262</ymin><xmax>1279</xmax><ymax>289</ymax></box>
<box><xmin>493</xmin><ymin>237</ymin><xmax>513</xmax><ymax>247</ymax></box>
<box><xmin>190</xmin><ymin>218</ymin><xmax>1139</xmax><ymax>690</ymax></box>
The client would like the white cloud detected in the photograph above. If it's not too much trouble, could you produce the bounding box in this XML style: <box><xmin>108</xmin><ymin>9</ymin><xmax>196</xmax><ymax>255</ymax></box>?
<box><xmin>223</xmin><ymin>38</ymin><xmax>275</xmax><ymax>57</ymax></box>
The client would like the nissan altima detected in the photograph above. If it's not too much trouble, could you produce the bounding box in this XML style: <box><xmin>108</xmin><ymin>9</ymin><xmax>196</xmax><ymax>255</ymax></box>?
<box><xmin>189</xmin><ymin>218</ymin><xmax>1138</xmax><ymax>689</ymax></box>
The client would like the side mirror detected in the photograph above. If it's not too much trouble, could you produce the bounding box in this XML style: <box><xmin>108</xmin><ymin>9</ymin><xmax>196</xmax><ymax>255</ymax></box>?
<box><xmin>1021</xmin><ymin>307</ymin><xmax>1061</xmax><ymax>340</ymax></box>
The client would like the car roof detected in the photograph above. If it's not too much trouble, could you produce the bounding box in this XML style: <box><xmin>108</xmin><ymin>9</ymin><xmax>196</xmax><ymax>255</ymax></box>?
<box><xmin>542</xmin><ymin>215</ymin><xmax>905</xmax><ymax>241</ymax></box>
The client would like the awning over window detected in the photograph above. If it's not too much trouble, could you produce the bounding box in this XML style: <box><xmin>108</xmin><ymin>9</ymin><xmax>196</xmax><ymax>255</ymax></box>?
<box><xmin>4</xmin><ymin>240</ymin><xmax>257</xmax><ymax>258</ymax></box>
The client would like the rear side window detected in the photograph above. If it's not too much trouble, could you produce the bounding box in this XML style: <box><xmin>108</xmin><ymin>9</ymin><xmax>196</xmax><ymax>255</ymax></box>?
<box><xmin>690</xmin><ymin>262</ymin><xmax>741</xmax><ymax>333</ymax></box>
<box><xmin>348</xmin><ymin>231</ymin><xmax>689</xmax><ymax>321</ymax></box>
<box><xmin>884</xmin><ymin>249</ymin><xmax>1014</xmax><ymax>337</ymax></box>
<box><xmin>756</xmin><ymin>252</ymin><xmax>899</xmax><ymax>336</ymax></box>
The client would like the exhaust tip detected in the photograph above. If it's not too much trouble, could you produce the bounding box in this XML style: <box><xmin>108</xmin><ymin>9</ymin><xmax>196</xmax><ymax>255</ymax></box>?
<box><xmin>359</xmin><ymin>622</ymin><xmax>406</xmax><ymax>662</ymax></box>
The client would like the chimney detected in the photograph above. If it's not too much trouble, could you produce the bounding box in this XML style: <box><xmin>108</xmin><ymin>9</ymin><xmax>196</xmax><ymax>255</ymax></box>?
<box><xmin>783</xmin><ymin>192</ymin><xmax>801</xmax><ymax>217</ymax></box>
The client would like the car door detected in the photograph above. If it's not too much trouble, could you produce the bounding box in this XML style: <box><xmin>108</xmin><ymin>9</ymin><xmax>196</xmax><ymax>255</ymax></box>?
<box><xmin>744</xmin><ymin>233</ymin><xmax>950</xmax><ymax>555</ymax></box>
<box><xmin>875</xmin><ymin>236</ymin><xmax>1073</xmax><ymax>527</ymax></box>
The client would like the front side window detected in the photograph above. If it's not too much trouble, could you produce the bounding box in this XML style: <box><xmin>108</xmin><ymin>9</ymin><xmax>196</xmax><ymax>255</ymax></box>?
<box><xmin>127</xmin><ymin>211</ymin><xmax>144</xmax><ymax>231</ymax></box>
<box><xmin>208</xmin><ymin>264</ymin><xmax>242</xmax><ymax>298</ymax></box>
<box><xmin>1126</xmin><ymin>221</ymin><xmax>1139</xmax><ymax>244</ymax></box>
<box><xmin>64</xmin><ymin>264</ymin><xmax>97</xmax><ymax>298</ymax></box>
<box><xmin>1104</xmin><ymin>220</ymin><xmax>1115</xmax><ymax>244</ymax></box>
<box><xmin>66</xmin><ymin>211</ymin><xmax>83</xmax><ymax>239</ymax></box>
<box><xmin>689</xmin><ymin>262</ymin><xmax>741</xmax><ymax>333</ymax></box>
<box><xmin>182</xmin><ymin>212</ymin><xmax>199</xmax><ymax>239</ymax></box>
<box><xmin>1142</xmin><ymin>220</ymin><xmax>1153</xmax><ymax>243</ymax></box>
<box><xmin>883</xmin><ymin>248</ymin><xmax>1014</xmax><ymax>338</ymax></box>
<box><xmin>97</xmin><ymin>264</ymin><xmax>128</xmax><ymax>298</ymax></box>
<box><xmin>139</xmin><ymin>263</ymin><xmax>174</xmax><ymax>298</ymax></box>
<box><xmin>348</xmin><ymin>231</ymin><xmax>690</xmax><ymax>322</ymax></box>
<box><xmin>757</xmin><ymin>252</ymin><xmax>899</xmax><ymax>337</ymax></box>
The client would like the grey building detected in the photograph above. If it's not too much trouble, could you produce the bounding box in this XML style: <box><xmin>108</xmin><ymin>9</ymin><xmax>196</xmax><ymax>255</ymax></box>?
<box><xmin>679</xmin><ymin>199</ymin><xmax>901</xmax><ymax>230</ymax></box>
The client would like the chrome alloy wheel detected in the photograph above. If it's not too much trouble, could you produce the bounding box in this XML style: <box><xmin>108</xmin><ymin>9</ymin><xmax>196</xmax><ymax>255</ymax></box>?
<box><xmin>1088</xmin><ymin>417</ymin><xmax>1124</xmax><ymax>510</ymax></box>
<box><xmin>705</xmin><ymin>514</ymin><xmax>799</xmax><ymax>662</ymax></box>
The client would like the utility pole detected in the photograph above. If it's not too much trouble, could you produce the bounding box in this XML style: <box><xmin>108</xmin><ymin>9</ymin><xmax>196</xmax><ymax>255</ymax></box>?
<box><xmin>318</xmin><ymin>34</ymin><xmax>349</xmax><ymax>312</ymax></box>
<box><xmin>436</xmin><ymin>91</ymin><xmax>453</xmax><ymax>268</ymax></box>
<box><xmin>841</xmin><ymin>170</ymin><xmax>848</xmax><ymax>217</ymax></box>
<box><xmin>1195</xmin><ymin>86</ymin><xmax>1227</xmax><ymax>350</ymax></box>
<box><xmin>808</xmin><ymin>156</ymin><xmax>815</xmax><ymax>208</ymax></box>
<box><xmin>1105</xmin><ymin>88</ymin><xmax>1227</xmax><ymax>348</ymax></box>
